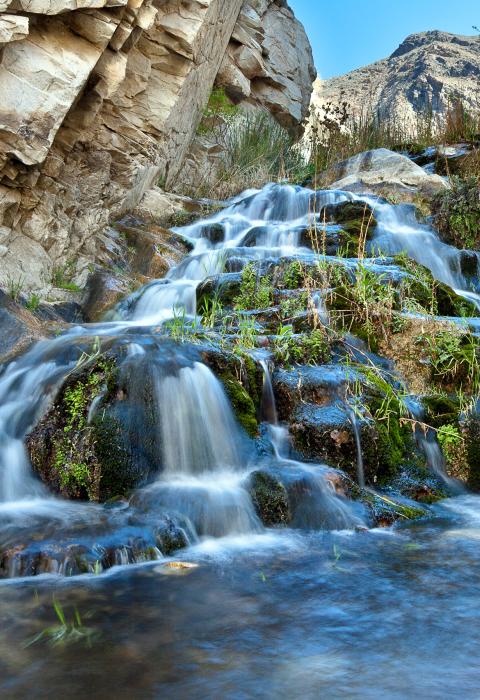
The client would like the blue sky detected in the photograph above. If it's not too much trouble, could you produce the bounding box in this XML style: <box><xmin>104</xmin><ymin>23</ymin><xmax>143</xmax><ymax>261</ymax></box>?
<box><xmin>289</xmin><ymin>0</ymin><xmax>479</xmax><ymax>78</ymax></box>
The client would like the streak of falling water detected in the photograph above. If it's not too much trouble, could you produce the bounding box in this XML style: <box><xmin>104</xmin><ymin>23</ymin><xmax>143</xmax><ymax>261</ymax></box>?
<box><xmin>346</xmin><ymin>405</ymin><xmax>365</xmax><ymax>489</ymax></box>
<box><xmin>158</xmin><ymin>362</ymin><xmax>241</xmax><ymax>475</ymax></box>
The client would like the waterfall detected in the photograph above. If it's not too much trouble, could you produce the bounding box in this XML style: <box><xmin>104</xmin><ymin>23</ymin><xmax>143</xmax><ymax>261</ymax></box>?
<box><xmin>257</xmin><ymin>355</ymin><xmax>364</xmax><ymax>530</ymax></box>
<box><xmin>362</xmin><ymin>196</ymin><xmax>480</xmax><ymax>309</ymax></box>
<box><xmin>135</xmin><ymin>361</ymin><xmax>262</xmax><ymax>538</ymax></box>
<box><xmin>346</xmin><ymin>405</ymin><xmax>365</xmax><ymax>490</ymax></box>
<box><xmin>158</xmin><ymin>362</ymin><xmax>241</xmax><ymax>475</ymax></box>
<box><xmin>0</xmin><ymin>181</ymin><xmax>477</xmax><ymax>567</ymax></box>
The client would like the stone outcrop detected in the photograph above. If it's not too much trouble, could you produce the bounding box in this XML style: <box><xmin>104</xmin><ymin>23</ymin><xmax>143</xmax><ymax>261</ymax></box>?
<box><xmin>174</xmin><ymin>0</ymin><xmax>316</xmax><ymax>196</ymax></box>
<box><xmin>218</xmin><ymin>0</ymin><xmax>316</xmax><ymax>134</ymax></box>
<box><xmin>312</xmin><ymin>31</ymin><xmax>480</xmax><ymax>128</ymax></box>
<box><xmin>0</xmin><ymin>0</ymin><xmax>314</xmax><ymax>294</ymax></box>
<box><xmin>316</xmin><ymin>148</ymin><xmax>448</xmax><ymax>200</ymax></box>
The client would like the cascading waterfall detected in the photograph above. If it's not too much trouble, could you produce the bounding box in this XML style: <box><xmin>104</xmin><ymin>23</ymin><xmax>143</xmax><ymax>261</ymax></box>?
<box><xmin>362</xmin><ymin>196</ymin><xmax>480</xmax><ymax>309</ymax></box>
<box><xmin>0</xmin><ymin>181</ymin><xmax>477</xmax><ymax>576</ymax></box>
<box><xmin>138</xmin><ymin>361</ymin><xmax>261</xmax><ymax>538</ymax></box>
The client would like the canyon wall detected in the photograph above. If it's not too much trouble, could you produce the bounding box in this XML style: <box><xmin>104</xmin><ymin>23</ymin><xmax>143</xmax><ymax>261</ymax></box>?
<box><xmin>0</xmin><ymin>0</ymin><xmax>315</xmax><ymax>292</ymax></box>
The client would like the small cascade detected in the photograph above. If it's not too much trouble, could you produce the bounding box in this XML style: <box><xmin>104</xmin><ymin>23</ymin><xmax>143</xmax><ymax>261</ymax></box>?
<box><xmin>257</xmin><ymin>355</ymin><xmax>278</xmax><ymax>426</ymax></box>
<box><xmin>137</xmin><ymin>361</ymin><xmax>262</xmax><ymax>539</ymax></box>
<box><xmin>363</xmin><ymin>196</ymin><xmax>480</xmax><ymax>309</ymax></box>
<box><xmin>0</xmin><ymin>181</ymin><xmax>479</xmax><ymax>578</ymax></box>
<box><xmin>345</xmin><ymin>404</ymin><xmax>366</xmax><ymax>490</ymax></box>
<box><xmin>158</xmin><ymin>362</ymin><xmax>241</xmax><ymax>475</ymax></box>
<box><xmin>258</xmin><ymin>357</ymin><xmax>364</xmax><ymax>530</ymax></box>
<box><xmin>417</xmin><ymin>429</ymin><xmax>464</xmax><ymax>493</ymax></box>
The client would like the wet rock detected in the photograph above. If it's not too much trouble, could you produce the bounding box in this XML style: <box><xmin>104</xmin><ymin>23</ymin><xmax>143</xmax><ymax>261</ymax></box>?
<box><xmin>197</xmin><ymin>223</ymin><xmax>225</xmax><ymax>245</ymax></box>
<box><xmin>202</xmin><ymin>346</ymin><xmax>263</xmax><ymax>437</ymax></box>
<box><xmin>82</xmin><ymin>271</ymin><xmax>131</xmax><ymax>323</ymax></box>
<box><xmin>273</xmin><ymin>365</ymin><xmax>362</xmax><ymax>418</ymax></box>
<box><xmin>34</xmin><ymin>301</ymin><xmax>84</xmax><ymax>324</ymax></box>
<box><xmin>196</xmin><ymin>273</ymin><xmax>243</xmax><ymax>308</ymax></box>
<box><xmin>360</xmin><ymin>490</ymin><xmax>430</xmax><ymax>527</ymax></box>
<box><xmin>0</xmin><ymin>515</ymin><xmax>189</xmax><ymax>579</ymax></box>
<box><xmin>247</xmin><ymin>470</ymin><xmax>291</xmax><ymax>526</ymax></box>
<box><xmin>289</xmin><ymin>402</ymin><xmax>377</xmax><ymax>482</ymax></box>
<box><xmin>117</xmin><ymin>220</ymin><xmax>193</xmax><ymax>279</ymax></box>
<box><xmin>460</xmin><ymin>409</ymin><xmax>480</xmax><ymax>491</ymax></box>
<box><xmin>26</xmin><ymin>347</ymin><xmax>167</xmax><ymax>502</ymax></box>
<box><xmin>0</xmin><ymin>290</ymin><xmax>43</xmax><ymax>364</ymax></box>
<box><xmin>459</xmin><ymin>250</ymin><xmax>479</xmax><ymax>277</ymax></box>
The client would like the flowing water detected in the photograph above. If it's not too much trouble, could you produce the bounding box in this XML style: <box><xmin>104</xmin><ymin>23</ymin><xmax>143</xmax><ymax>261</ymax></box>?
<box><xmin>0</xmin><ymin>183</ymin><xmax>479</xmax><ymax>697</ymax></box>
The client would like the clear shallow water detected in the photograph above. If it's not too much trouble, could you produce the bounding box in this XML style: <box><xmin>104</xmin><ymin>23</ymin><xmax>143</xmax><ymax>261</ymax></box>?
<box><xmin>1</xmin><ymin>495</ymin><xmax>480</xmax><ymax>699</ymax></box>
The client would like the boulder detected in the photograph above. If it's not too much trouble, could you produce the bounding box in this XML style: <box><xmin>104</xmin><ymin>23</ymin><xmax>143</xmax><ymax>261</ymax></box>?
<box><xmin>317</xmin><ymin>149</ymin><xmax>448</xmax><ymax>200</ymax></box>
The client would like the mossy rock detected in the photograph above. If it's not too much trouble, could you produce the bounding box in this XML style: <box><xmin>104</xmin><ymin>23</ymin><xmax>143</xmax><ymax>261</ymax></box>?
<box><xmin>26</xmin><ymin>351</ymin><xmax>161</xmax><ymax>502</ymax></box>
<box><xmin>460</xmin><ymin>413</ymin><xmax>480</xmax><ymax>491</ymax></box>
<box><xmin>359</xmin><ymin>490</ymin><xmax>429</xmax><ymax>527</ymax></box>
<box><xmin>422</xmin><ymin>394</ymin><xmax>460</xmax><ymax>428</ymax></box>
<box><xmin>247</xmin><ymin>470</ymin><xmax>291</xmax><ymax>526</ymax></box>
<box><xmin>203</xmin><ymin>348</ymin><xmax>263</xmax><ymax>437</ymax></box>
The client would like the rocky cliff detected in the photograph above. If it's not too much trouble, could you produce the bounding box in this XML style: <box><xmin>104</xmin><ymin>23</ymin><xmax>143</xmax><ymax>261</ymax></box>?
<box><xmin>0</xmin><ymin>0</ymin><xmax>314</xmax><ymax>292</ymax></box>
<box><xmin>312</xmin><ymin>31</ymin><xmax>480</xmax><ymax>127</ymax></box>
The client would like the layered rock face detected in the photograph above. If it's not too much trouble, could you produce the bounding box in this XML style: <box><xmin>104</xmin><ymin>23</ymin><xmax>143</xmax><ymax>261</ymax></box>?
<box><xmin>312</xmin><ymin>31</ymin><xmax>480</xmax><ymax>126</ymax></box>
<box><xmin>218</xmin><ymin>0</ymin><xmax>316</xmax><ymax>134</ymax></box>
<box><xmin>174</xmin><ymin>0</ymin><xmax>316</xmax><ymax>195</ymax></box>
<box><xmin>0</xmin><ymin>0</ymin><xmax>314</xmax><ymax>292</ymax></box>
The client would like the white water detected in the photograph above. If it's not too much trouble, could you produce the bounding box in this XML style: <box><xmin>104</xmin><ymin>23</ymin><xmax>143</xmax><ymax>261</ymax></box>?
<box><xmin>362</xmin><ymin>196</ymin><xmax>480</xmax><ymax>309</ymax></box>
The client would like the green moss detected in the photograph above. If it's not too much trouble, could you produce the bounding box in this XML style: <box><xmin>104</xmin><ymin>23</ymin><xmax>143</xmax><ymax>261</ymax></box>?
<box><xmin>361</xmin><ymin>490</ymin><xmax>428</xmax><ymax>526</ymax></box>
<box><xmin>50</xmin><ymin>358</ymin><xmax>118</xmax><ymax>500</ymax></box>
<box><xmin>422</xmin><ymin>394</ymin><xmax>460</xmax><ymax>428</ymax></box>
<box><xmin>248</xmin><ymin>471</ymin><xmax>291</xmax><ymax>526</ymax></box>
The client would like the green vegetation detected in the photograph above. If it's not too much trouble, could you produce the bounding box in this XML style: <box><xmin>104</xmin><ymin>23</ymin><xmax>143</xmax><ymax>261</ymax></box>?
<box><xmin>25</xmin><ymin>293</ymin><xmax>41</xmax><ymax>312</ymax></box>
<box><xmin>248</xmin><ymin>470</ymin><xmax>291</xmax><ymax>526</ymax></box>
<box><xmin>53</xmin><ymin>357</ymin><xmax>114</xmax><ymax>498</ymax></box>
<box><xmin>273</xmin><ymin>325</ymin><xmax>330</xmax><ymax>366</ymax></box>
<box><xmin>432</xmin><ymin>176</ymin><xmax>480</xmax><ymax>249</ymax></box>
<box><xmin>26</xmin><ymin>600</ymin><xmax>99</xmax><ymax>649</ymax></box>
<box><xmin>423</xmin><ymin>328</ymin><xmax>480</xmax><ymax>392</ymax></box>
<box><xmin>52</xmin><ymin>261</ymin><xmax>81</xmax><ymax>292</ymax></box>
<box><xmin>234</xmin><ymin>263</ymin><xmax>273</xmax><ymax>311</ymax></box>
<box><xmin>5</xmin><ymin>274</ymin><xmax>25</xmax><ymax>302</ymax></box>
<box><xmin>198</xmin><ymin>88</ymin><xmax>239</xmax><ymax>132</ymax></box>
<box><xmin>309</xmin><ymin>99</ymin><xmax>480</xmax><ymax>176</ymax></box>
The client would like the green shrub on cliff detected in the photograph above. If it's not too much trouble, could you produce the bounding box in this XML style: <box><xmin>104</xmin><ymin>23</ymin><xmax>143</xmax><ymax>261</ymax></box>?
<box><xmin>432</xmin><ymin>176</ymin><xmax>480</xmax><ymax>249</ymax></box>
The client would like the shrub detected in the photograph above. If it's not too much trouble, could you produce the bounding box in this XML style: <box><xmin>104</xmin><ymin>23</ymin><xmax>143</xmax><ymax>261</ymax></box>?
<box><xmin>432</xmin><ymin>176</ymin><xmax>480</xmax><ymax>249</ymax></box>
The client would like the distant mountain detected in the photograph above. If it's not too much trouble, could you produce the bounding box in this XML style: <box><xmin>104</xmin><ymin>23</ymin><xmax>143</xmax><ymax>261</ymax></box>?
<box><xmin>312</xmin><ymin>31</ymin><xmax>480</xmax><ymax>127</ymax></box>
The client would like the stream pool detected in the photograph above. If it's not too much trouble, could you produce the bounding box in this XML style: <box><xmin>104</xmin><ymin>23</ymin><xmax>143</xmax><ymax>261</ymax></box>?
<box><xmin>1</xmin><ymin>495</ymin><xmax>479</xmax><ymax>699</ymax></box>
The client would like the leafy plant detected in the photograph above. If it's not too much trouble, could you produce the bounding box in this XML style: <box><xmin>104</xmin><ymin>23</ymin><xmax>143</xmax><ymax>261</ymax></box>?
<box><xmin>423</xmin><ymin>328</ymin><xmax>480</xmax><ymax>392</ymax></box>
<box><xmin>5</xmin><ymin>274</ymin><xmax>25</xmax><ymax>302</ymax></box>
<box><xmin>25</xmin><ymin>293</ymin><xmax>41</xmax><ymax>312</ymax></box>
<box><xmin>52</xmin><ymin>261</ymin><xmax>81</xmax><ymax>292</ymax></box>
<box><xmin>26</xmin><ymin>600</ymin><xmax>99</xmax><ymax>649</ymax></box>
<box><xmin>234</xmin><ymin>263</ymin><xmax>273</xmax><ymax>311</ymax></box>
<box><xmin>235</xmin><ymin>316</ymin><xmax>258</xmax><ymax>350</ymax></box>
<box><xmin>432</xmin><ymin>176</ymin><xmax>480</xmax><ymax>249</ymax></box>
